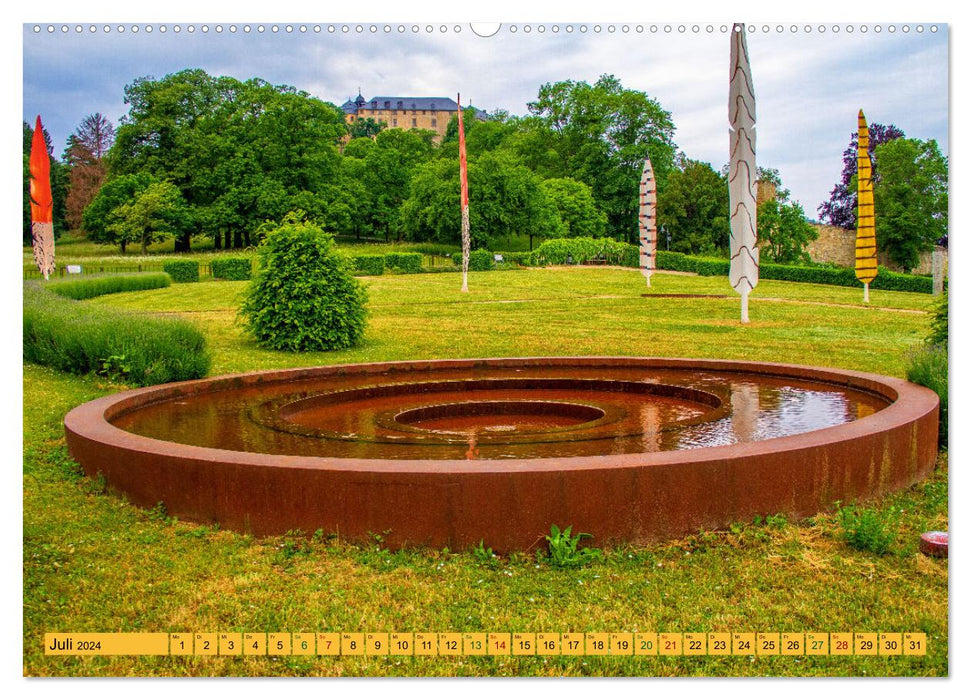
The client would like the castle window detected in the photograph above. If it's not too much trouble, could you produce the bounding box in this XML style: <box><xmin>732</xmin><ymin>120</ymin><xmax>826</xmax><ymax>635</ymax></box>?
<box><xmin>431</xmin><ymin>119</ymin><xmax>437</xmax><ymax>127</ymax></box>
<box><xmin>384</xmin><ymin>101</ymin><xmax>391</xmax><ymax>109</ymax></box>
<box><xmin>412</xmin><ymin>118</ymin><xmax>417</xmax><ymax>127</ymax></box>
<box><xmin>393</xmin><ymin>118</ymin><xmax>397</xmax><ymax>126</ymax></box>
<box><xmin>397</xmin><ymin>101</ymin><xmax>404</xmax><ymax>109</ymax></box>
<box><xmin>430</xmin><ymin>103</ymin><xmax>436</xmax><ymax>110</ymax></box>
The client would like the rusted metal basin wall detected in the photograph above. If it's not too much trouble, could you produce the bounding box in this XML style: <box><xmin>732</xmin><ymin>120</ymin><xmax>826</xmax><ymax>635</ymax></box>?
<box><xmin>63</xmin><ymin>358</ymin><xmax>939</xmax><ymax>551</ymax></box>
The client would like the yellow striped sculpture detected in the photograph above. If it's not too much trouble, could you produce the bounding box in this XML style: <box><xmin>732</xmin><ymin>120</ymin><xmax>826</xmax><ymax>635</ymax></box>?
<box><xmin>855</xmin><ymin>110</ymin><xmax>878</xmax><ymax>302</ymax></box>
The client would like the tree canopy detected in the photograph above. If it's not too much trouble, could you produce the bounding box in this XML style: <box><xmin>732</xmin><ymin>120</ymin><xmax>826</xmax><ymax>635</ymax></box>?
<box><xmin>873</xmin><ymin>138</ymin><xmax>948</xmax><ymax>271</ymax></box>
<box><xmin>818</xmin><ymin>122</ymin><xmax>905</xmax><ymax>228</ymax></box>
<box><xmin>755</xmin><ymin>167</ymin><xmax>818</xmax><ymax>265</ymax></box>
<box><xmin>523</xmin><ymin>75</ymin><xmax>677</xmax><ymax>242</ymax></box>
<box><xmin>108</xmin><ymin>69</ymin><xmax>347</xmax><ymax>250</ymax></box>
<box><xmin>656</xmin><ymin>159</ymin><xmax>729</xmax><ymax>255</ymax></box>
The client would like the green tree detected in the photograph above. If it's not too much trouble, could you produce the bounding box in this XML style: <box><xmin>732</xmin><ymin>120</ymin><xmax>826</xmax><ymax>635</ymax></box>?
<box><xmin>522</xmin><ymin>75</ymin><xmax>677</xmax><ymax>241</ymax></box>
<box><xmin>110</xmin><ymin>69</ymin><xmax>347</xmax><ymax>250</ymax></box>
<box><xmin>872</xmin><ymin>138</ymin><xmax>948</xmax><ymax>271</ymax></box>
<box><xmin>348</xmin><ymin>117</ymin><xmax>385</xmax><ymax>139</ymax></box>
<box><xmin>540</xmin><ymin>178</ymin><xmax>607</xmax><ymax>239</ymax></box>
<box><xmin>357</xmin><ymin>128</ymin><xmax>436</xmax><ymax>240</ymax></box>
<box><xmin>106</xmin><ymin>181</ymin><xmax>193</xmax><ymax>254</ymax></box>
<box><xmin>401</xmin><ymin>151</ymin><xmax>559</xmax><ymax>249</ymax></box>
<box><xmin>81</xmin><ymin>173</ymin><xmax>155</xmax><ymax>252</ymax></box>
<box><xmin>754</xmin><ymin>167</ymin><xmax>819</xmax><ymax>264</ymax></box>
<box><xmin>656</xmin><ymin>159</ymin><xmax>729</xmax><ymax>255</ymax></box>
<box><xmin>757</xmin><ymin>200</ymin><xmax>818</xmax><ymax>264</ymax></box>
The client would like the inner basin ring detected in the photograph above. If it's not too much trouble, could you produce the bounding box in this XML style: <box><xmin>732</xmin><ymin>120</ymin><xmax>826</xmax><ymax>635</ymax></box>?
<box><xmin>259</xmin><ymin>377</ymin><xmax>727</xmax><ymax>445</ymax></box>
<box><xmin>393</xmin><ymin>400</ymin><xmax>608</xmax><ymax>435</ymax></box>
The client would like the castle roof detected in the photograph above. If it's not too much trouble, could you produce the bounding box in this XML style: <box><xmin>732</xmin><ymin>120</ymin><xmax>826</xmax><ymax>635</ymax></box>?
<box><xmin>342</xmin><ymin>95</ymin><xmax>488</xmax><ymax>120</ymax></box>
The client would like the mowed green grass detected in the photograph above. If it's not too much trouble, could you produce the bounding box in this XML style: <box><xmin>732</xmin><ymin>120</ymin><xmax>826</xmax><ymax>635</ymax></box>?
<box><xmin>24</xmin><ymin>267</ymin><xmax>947</xmax><ymax>676</ymax></box>
<box><xmin>88</xmin><ymin>268</ymin><xmax>934</xmax><ymax>377</ymax></box>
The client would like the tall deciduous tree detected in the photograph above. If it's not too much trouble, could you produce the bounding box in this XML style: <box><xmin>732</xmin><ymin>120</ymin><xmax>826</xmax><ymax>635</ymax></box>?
<box><xmin>522</xmin><ymin>75</ymin><xmax>677</xmax><ymax>242</ymax></box>
<box><xmin>106</xmin><ymin>181</ymin><xmax>193</xmax><ymax>254</ymax></box>
<box><xmin>818</xmin><ymin>122</ymin><xmax>904</xmax><ymax>228</ymax></box>
<box><xmin>109</xmin><ymin>69</ymin><xmax>347</xmax><ymax>250</ymax></box>
<box><xmin>64</xmin><ymin>113</ymin><xmax>115</xmax><ymax>230</ymax></box>
<box><xmin>873</xmin><ymin>137</ymin><xmax>948</xmax><ymax>271</ymax></box>
<box><xmin>82</xmin><ymin>173</ymin><xmax>155</xmax><ymax>252</ymax></box>
<box><xmin>656</xmin><ymin>159</ymin><xmax>730</xmax><ymax>255</ymax></box>
<box><xmin>401</xmin><ymin>151</ymin><xmax>559</xmax><ymax>249</ymax></box>
<box><xmin>754</xmin><ymin>167</ymin><xmax>818</xmax><ymax>264</ymax></box>
<box><xmin>540</xmin><ymin>178</ymin><xmax>607</xmax><ymax>240</ymax></box>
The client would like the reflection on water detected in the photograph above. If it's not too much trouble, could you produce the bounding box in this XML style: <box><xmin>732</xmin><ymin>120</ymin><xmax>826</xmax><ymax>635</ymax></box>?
<box><xmin>112</xmin><ymin>365</ymin><xmax>889</xmax><ymax>461</ymax></box>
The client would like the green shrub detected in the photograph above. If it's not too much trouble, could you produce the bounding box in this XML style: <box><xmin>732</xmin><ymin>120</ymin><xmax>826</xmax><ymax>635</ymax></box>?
<box><xmin>655</xmin><ymin>250</ymin><xmax>696</xmax><ymax>272</ymax></box>
<box><xmin>658</xmin><ymin>252</ymin><xmax>934</xmax><ymax>293</ymax></box>
<box><xmin>526</xmin><ymin>237</ymin><xmax>638</xmax><ymax>267</ymax></box>
<box><xmin>543</xmin><ymin>524</ymin><xmax>603</xmax><ymax>569</ymax></box>
<box><xmin>162</xmin><ymin>260</ymin><xmax>200</xmax><ymax>283</ymax></box>
<box><xmin>211</xmin><ymin>257</ymin><xmax>252</xmax><ymax>281</ymax></box>
<box><xmin>469</xmin><ymin>249</ymin><xmax>495</xmax><ymax>271</ymax></box>
<box><xmin>23</xmin><ymin>284</ymin><xmax>210</xmax><ymax>385</ymax></box>
<box><xmin>45</xmin><ymin>273</ymin><xmax>171</xmax><ymax>300</ymax></box>
<box><xmin>692</xmin><ymin>257</ymin><xmax>731</xmax><ymax>277</ymax></box>
<box><xmin>495</xmin><ymin>251</ymin><xmax>528</xmax><ymax>267</ymax></box>
<box><xmin>907</xmin><ymin>343</ymin><xmax>948</xmax><ymax>447</ymax></box>
<box><xmin>928</xmin><ymin>288</ymin><xmax>948</xmax><ymax>346</ymax></box>
<box><xmin>837</xmin><ymin>505</ymin><xmax>895</xmax><ymax>555</ymax></box>
<box><xmin>384</xmin><ymin>252</ymin><xmax>424</xmax><ymax>274</ymax></box>
<box><xmin>239</xmin><ymin>217</ymin><xmax>368</xmax><ymax>352</ymax></box>
<box><xmin>352</xmin><ymin>254</ymin><xmax>386</xmax><ymax>276</ymax></box>
<box><xmin>451</xmin><ymin>249</ymin><xmax>496</xmax><ymax>271</ymax></box>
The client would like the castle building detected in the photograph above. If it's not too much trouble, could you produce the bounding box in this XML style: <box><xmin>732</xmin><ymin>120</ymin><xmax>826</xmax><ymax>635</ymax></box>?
<box><xmin>340</xmin><ymin>93</ymin><xmax>487</xmax><ymax>142</ymax></box>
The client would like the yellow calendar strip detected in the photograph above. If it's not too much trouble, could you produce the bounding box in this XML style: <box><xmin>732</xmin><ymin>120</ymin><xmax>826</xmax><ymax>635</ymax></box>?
<box><xmin>43</xmin><ymin>632</ymin><xmax>929</xmax><ymax>657</ymax></box>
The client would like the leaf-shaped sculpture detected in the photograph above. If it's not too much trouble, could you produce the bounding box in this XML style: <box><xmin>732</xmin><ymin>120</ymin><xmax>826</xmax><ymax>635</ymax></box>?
<box><xmin>728</xmin><ymin>23</ymin><xmax>758</xmax><ymax>323</ymax></box>
<box><xmin>29</xmin><ymin>115</ymin><xmax>56</xmax><ymax>280</ymax></box>
<box><xmin>639</xmin><ymin>155</ymin><xmax>657</xmax><ymax>287</ymax></box>
<box><xmin>458</xmin><ymin>94</ymin><xmax>471</xmax><ymax>293</ymax></box>
<box><xmin>855</xmin><ymin>109</ymin><xmax>878</xmax><ymax>302</ymax></box>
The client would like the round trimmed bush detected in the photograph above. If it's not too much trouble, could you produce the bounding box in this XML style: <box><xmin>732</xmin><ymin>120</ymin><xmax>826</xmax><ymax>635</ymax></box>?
<box><xmin>239</xmin><ymin>218</ymin><xmax>368</xmax><ymax>352</ymax></box>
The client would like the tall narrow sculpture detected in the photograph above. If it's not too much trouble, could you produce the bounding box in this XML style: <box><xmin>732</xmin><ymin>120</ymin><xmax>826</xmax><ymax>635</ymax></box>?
<box><xmin>855</xmin><ymin>110</ymin><xmax>878</xmax><ymax>303</ymax></box>
<box><xmin>29</xmin><ymin>115</ymin><xmax>56</xmax><ymax>280</ymax></box>
<box><xmin>728</xmin><ymin>23</ymin><xmax>758</xmax><ymax>323</ymax></box>
<box><xmin>639</xmin><ymin>156</ymin><xmax>657</xmax><ymax>287</ymax></box>
<box><xmin>457</xmin><ymin>94</ymin><xmax>471</xmax><ymax>293</ymax></box>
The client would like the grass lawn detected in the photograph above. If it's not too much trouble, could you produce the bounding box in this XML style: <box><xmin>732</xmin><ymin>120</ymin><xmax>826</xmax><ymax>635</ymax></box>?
<box><xmin>23</xmin><ymin>267</ymin><xmax>947</xmax><ymax>677</ymax></box>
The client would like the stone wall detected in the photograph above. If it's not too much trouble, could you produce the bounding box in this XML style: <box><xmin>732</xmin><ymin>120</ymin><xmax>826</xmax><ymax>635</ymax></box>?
<box><xmin>806</xmin><ymin>223</ymin><xmax>947</xmax><ymax>275</ymax></box>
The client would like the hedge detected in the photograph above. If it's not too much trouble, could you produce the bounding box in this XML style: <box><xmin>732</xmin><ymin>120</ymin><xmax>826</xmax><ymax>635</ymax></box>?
<box><xmin>451</xmin><ymin>250</ymin><xmax>496</xmax><ymax>271</ymax></box>
<box><xmin>352</xmin><ymin>254</ymin><xmax>386</xmax><ymax>276</ymax></box>
<box><xmin>23</xmin><ymin>284</ymin><xmax>210</xmax><ymax>385</ymax></box>
<box><xmin>211</xmin><ymin>257</ymin><xmax>252</xmax><ymax>280</ymax></box>
<box><xmin>652</xmin><ymin>252</ymin><xmax>934</xmax><ymax>294</ymax></box>
<box><xmin>526</xmin><ymin>237</ymin><xmax>639</xmax><ymax>267</ymax></box>
<box><xmin>45</xmin><ymin>273</ymin><xmax>171</xmax><ymax>300</ymax></box>
<box><xmin>385</xmin><ymin>252</ymin><xmax>424</xmax><ymax>274</ymax></box>
<box><xmin>162</xmin><ymin>260</ymin><xmax>200</xmax><ymax>282</ymax></box>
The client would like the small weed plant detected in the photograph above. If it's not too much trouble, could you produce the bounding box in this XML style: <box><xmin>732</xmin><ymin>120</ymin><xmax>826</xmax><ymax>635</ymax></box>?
<box><xmin>837</xmin><ymin>504</ymin><xmax>895</xmax><ymax>555</ymax></box>
<box><xmin>472</xmin><ymin>540</ymin><xmax>498</xmax><ymax>567</ymax></box>
<box><xmin>544</xmin><ymin>524</ymin><xmax>603</xmax><ymax>569</ymax></box>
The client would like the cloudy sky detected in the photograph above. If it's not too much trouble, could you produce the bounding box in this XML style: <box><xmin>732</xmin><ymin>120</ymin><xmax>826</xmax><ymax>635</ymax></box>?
<box><xmin>21</xmin><ymin>18</ymin><xmax>948</xmax><ymax>219</ymax></box>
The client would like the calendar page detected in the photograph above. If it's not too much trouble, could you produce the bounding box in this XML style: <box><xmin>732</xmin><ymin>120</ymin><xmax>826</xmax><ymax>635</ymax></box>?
<box><xmin>21</xmin><ymin>10</ymin><xmax>949</xmax><ymax>681</ymax></box>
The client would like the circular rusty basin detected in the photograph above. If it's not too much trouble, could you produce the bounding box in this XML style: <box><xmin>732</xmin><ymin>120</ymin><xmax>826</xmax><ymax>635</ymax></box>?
<box><xmin>63</xmin><ymin>357</ymin><xmax>939</xmax><ymax>551</ymax></box>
